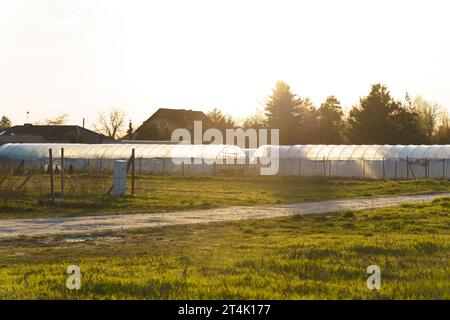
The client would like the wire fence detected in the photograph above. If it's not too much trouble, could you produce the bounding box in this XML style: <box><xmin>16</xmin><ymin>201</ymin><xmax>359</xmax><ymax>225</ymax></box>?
<box><xmin>0</xmin><ymin>148</ymin><xmax>256</xmax><ymax>208</ymax></box>
<box><xmin>3</xmin><ymin>144</ymin><xmax>450</xmax><ymax>209</ymax></box>
<box><xmin>273</xmin><ymin>158</ymin><xmax>450</xmax><ymax>180</ymax></box>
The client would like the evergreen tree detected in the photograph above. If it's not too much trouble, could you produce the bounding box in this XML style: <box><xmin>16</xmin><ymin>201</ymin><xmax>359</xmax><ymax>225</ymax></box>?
<box><xmin>392</xmin><ymin>108</ymin><xmax>427</xmax><ymax>144</ymax></box>
<box><xmin>316</xmin><ymin>96</ymin><xmax>344</xmax><ymax>144</ymax></box>
<box><xmin>347</xmin><ymin>84</ymin><xmax>402</xmax><ymax>144</ymax></box>
<box><xmin>265</xmin><ymin>81</ymin><xmax>302</xmax><ymax>145</ymax></box>
<box><xmin>206</xmin><ymin>108</ymin><xmax>235</xmax><ymax>134</ymax></box>
<box><xmin>293</xmin><ymin>98</ymin><xmax>318</xmax><ymax>144</ymax></box>
<box><xmin>126</xmin><ymin>120</ymin><xmax>134</xmax><ymax>140</ymax></box>
<box><xmin>347</xmin><ymin>84</ymin><xmax>429</xmax><ymax>144</ymax></box>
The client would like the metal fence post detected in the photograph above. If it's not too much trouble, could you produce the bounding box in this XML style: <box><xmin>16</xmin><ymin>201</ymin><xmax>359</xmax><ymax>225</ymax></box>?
<box><xmin>362</xmin><ymin>159</ymin><xmax>365</xmax><ymax>178</ymax></box>
<box><xmin>406</xmin><ymin>157</ymin><xmax>409</xmax><ymax>180</ymax></box>
<box><xmin>298</xmin><ymin>159</ymin><xmax>302</xmax><ymax>176</ymax></box>
<box><xmin>322</xmin><ymin>157</ymin><xmax>326</xmax><ymax>177</ymax></box>
<box><xmin>328</xmin><ymin>160</ymin><xmax>331</xmax><ymax>177</ymax></box>
<box><xmin>443</xmin><ymin>159</ymin><xmax>446</xmax><ymax>180</ymax></box>
<box><xmin>394</xmin><ymin>160</ymin><xmax>397</xmax><ymax>180</ymax></box>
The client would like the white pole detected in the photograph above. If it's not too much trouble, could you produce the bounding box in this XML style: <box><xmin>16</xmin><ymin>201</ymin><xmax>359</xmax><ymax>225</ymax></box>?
<box><xmin>113</xmin><ymin>160</ymin><xmax>127</xmax><ymax>197</ymax></box>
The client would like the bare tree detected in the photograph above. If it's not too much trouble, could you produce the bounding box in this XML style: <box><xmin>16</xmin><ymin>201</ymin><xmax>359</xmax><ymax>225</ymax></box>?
<box><xmin>412</xmin><ymin>96</ymin><xmax>441</xmax><ymax>141</ymax></box>
<box><xmin>242</xmin><ymin>111</ymin><xmax>266</xmax><ymax>129</ymax></box>
<box><xmin>36</xmin><ymin>113</ymin><xmax>69</xmax><ymax>125</ymax></box>
<box><xmin>93</xmin><ymin>108</ymin><xmax>126</xmax><ymax>139</ymax></box>
<box><xmin>434</xmin><ymin>111</ymin><xmax>450</xmax><ymax>143</ymax></box>
<box><xmin>0</xmin><ymin>115</ymin><xmax>12</xmax><ymax>128</ymax></box>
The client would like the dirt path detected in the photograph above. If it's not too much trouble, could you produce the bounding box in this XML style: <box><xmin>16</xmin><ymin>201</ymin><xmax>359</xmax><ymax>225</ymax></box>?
<box><xmin>0</xmin><ymin>192</ymin><xmax>449</xmax><ymax>239</ymax></box>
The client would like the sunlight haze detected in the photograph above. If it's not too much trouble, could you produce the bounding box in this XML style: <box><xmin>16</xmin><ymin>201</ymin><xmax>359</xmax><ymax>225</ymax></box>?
<box><xmin>1</xmin><ymin>0</ymin><xmax>450</xmax><ymax>127</ymax></box>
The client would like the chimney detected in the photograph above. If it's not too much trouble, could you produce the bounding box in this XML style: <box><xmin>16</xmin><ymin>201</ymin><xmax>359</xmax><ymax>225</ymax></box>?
<box><xmin>82</xmin><ymin>118</ymin><xmax>85</xmax><ymax>128</ymax></box>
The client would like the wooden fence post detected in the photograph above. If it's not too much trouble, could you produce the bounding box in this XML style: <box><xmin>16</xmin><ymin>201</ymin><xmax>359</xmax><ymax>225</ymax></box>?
<box><xmin>15</xmin><ymin>173</ymin><xmax>33</xmax><ymax>192</ymax></box>
<box><xmin>61</xmin><ymin>147</ymin><xmax>64</xmax><ymax>194</ymax></box>
<box><xmin>131</xmin><ymin>148</ymin><xmax>135</xmax><ymax>196</ymax></box>
<box><xmin>49</xmin><ymin>148</ymin><xmax>55</xmax><ymax>203</ymax></box>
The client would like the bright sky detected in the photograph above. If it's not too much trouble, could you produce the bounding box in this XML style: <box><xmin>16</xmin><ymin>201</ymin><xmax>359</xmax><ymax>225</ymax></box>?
<box><xmin>1</xmin><ymin>0</ymin><xmax>450</xmax><ymax>128</ymax></box>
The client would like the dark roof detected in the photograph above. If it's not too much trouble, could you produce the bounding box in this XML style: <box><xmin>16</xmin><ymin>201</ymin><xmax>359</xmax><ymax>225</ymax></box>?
<box><xmin>2</xmin><ymin>125</ymin><xmax>109</xmax><ymax>143</ymax></box>
<box><xmin>128</xmin><ymin>108</ymin><xmax>213</xmax><ymax>140</ymax></box>
<box><xmin>146</xmin><ymin>108</ymin><xmax>213</xmax><ymax>127</ymax></box>
<box><xmin>131</xmin><ymin>108</ymin><xmax>213</xmax><ymax>140</ymax></box>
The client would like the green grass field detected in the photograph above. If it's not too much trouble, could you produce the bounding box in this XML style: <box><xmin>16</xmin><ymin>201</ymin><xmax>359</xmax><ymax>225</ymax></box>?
<box><xmin>0</xmin><ymin>196</ymin><xmax>449</xmax><ymax>299</ymax></box>
<box><xmin>2</xmin><ymin>175</ymin><xmax>450</xmax><ymax>219</ymax></box>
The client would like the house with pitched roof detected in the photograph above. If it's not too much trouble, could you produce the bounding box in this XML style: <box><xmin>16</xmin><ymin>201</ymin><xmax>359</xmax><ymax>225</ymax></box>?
<box><xmin>130</xmin><ymin>108</ymin><xmax>213</xmax><ymax>142</ymax></box>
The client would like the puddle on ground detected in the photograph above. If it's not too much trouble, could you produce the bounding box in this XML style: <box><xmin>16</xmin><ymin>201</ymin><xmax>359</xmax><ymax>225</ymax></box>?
<box><xmin>6</xmin><ymin>252</ymin><xmax>26</xmax><ymax>257</ymax></box>
<box><xmin>64</xmin><ymin>236</ymin><xmax>122</xmax><ymax>243</ymax></box>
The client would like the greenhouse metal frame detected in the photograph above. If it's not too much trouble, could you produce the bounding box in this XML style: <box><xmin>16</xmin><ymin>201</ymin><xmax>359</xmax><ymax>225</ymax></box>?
<box><xmin>251</xmin><ymin>145</ymin><xmax>450</xmax><ymax>179</ymax></box>
<box><xmin>2</xmin><ymin>143</ymin><xmax>450</xmax><ymax>179</ymax></box>
<box><xmin>0</xmin><ymin>143</ymin><xmax>247</xmax><ymax>175</ymax></box>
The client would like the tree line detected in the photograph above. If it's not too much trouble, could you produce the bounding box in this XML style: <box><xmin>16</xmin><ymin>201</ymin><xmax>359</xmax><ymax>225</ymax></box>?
<box><xmin>1</xmin><ymin>81</ymin><xmax>449</xmax><ymax>145</ymax></box>
<box><xmin>206</xmin><ymin>81</ymin><xmax>450</xmax><ymax>145</ymax></box>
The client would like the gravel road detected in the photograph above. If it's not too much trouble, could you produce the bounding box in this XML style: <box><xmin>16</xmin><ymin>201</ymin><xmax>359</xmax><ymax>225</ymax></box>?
<box><xmin>0</xmin><ymin>192</ymin><xmax>448</xmax><ymax>239</ymax></box>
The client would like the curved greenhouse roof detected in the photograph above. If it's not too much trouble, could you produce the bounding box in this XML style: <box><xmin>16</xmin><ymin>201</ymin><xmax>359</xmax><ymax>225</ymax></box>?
<box><xmin>4</xmin><ymin>143</ymin><xmax>450</xmax><ymax>163</ymax></box>
<box><xmin>251</xmin><ymin>145</ymin><xmax>450</xmax><ymax>161</ymax></box>
<box><xmin>0</xmin><ymin>143</ymin><xmax>247</xmax><ymax>161</ymax></box>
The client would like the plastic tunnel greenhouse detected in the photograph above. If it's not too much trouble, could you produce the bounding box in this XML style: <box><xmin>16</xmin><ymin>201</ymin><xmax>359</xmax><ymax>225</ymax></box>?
<box><xmin>0</xmin><ymin>143</ymin><xmax>247</xmax><ymax>175</ymax></box>
<box><xmin>3</xmin><ymin>143</ymin><xmax>450</xmax><ymax>179</ymax></box>
<box><xmin>251</xmin><ymin>145</ymin><xmax>450</xmax><ymax>179</ymax></box>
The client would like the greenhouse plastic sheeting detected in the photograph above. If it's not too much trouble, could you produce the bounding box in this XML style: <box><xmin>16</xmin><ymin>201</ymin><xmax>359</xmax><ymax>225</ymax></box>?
<box><xmin>252</xmin><ymin>144</ymin><xmax>450</xmax><ymax>160</ymax></box>
<box><xmin>251</xmin><ymin>145</ymin><xmax>450</xmax><ymax>179</ymax></box>
<box><xmin>3</xmin><ymin>143</ymin><xmax>450</xmax><ymax>179</ymax></box>
<box><xmin>0</xmin><ymin>143</ymin><xmax>247</xmax><ymax>175</ymax></box>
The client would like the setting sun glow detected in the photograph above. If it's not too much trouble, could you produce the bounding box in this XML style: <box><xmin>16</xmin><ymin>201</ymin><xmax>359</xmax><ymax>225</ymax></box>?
<box><xmin>1</xmin><ymin>0</ymin><xmax>450</xmax><ymax>127</ymax></box>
